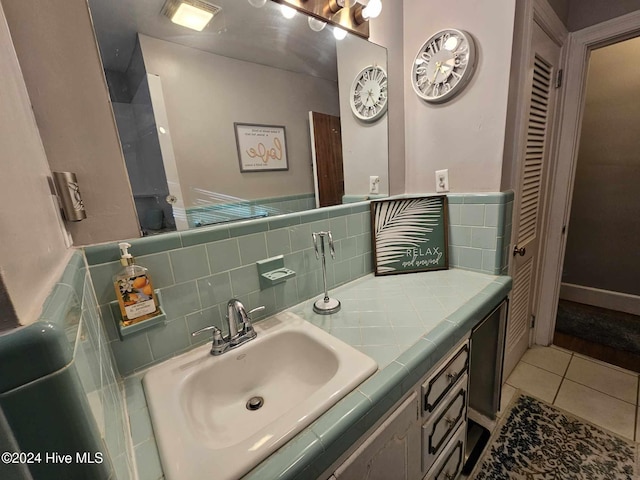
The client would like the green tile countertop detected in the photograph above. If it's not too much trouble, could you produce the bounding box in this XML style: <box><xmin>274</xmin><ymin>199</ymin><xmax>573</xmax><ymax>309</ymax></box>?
<box><xmin>123</xmin><ymin>268</ymin><xmax>512</xmax><ymax>480</ymax></box>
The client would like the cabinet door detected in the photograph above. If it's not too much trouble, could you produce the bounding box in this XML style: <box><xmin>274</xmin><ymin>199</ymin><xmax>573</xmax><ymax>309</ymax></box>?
<box><xmin>334</xmin><ymin>392</ymin><xmax>420</xmax><ymax>480</ymax></box>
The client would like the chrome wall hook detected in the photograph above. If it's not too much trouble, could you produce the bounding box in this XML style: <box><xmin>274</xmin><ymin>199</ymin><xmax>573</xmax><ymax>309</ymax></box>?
<box><xmin>312</xmin><ymin>231</ymin><xmax>340</xmax><ymax>315</ymax></box>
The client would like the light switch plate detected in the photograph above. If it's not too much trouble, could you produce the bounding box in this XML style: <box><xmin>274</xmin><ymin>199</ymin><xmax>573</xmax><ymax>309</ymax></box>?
<box><xmin>369</xmin><ymin>176</ymin><xmax>380</xmax><ymax>194</ymax></box>
<box><xmin>435</xmin><ymin>169</ymin><xmax>449</xmax><ymax>193</ymax></box>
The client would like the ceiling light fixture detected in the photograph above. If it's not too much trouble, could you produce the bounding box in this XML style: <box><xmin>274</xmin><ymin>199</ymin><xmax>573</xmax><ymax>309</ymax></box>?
<box><xmin>162</xmin><ymin>0</ymin><xmax>221</xmax><ymax>31</ymax></box>
<box><xmin>247</xmin><ymin>0</ymin><xmax>267</xmax><ymax>7</ymax></box>
<box><xmin>328</xmin><ymin>0</ymin><xmax>345</xmax><ymax>14</ymax></box>
<box><xmin>354</xmin><ymin>0</ymin><xmax>382</xmax><ymax>25</ymax></box>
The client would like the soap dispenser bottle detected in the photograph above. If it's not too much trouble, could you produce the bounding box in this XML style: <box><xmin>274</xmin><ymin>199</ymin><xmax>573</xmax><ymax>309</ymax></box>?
<box><xmin>113</xmin><ymin>242</ymin><xmax>160</xmax><ymax>326</ymax></box>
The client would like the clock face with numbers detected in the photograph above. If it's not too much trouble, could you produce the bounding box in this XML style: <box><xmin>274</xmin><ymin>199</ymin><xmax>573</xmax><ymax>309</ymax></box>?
<box><xmin>411</xmin><ymin>29</ymin><xmax>477</xmax><ymax>104</ymax></box>
<box><xmin>350</xmin><ymin>65</ymin><xmax>388</xmax><ymax>122</ymax></box>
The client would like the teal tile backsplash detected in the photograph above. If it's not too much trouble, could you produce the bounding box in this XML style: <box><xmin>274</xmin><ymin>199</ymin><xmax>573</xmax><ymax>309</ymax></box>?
<box><xmin>86</xmin><ymin>203</ymin><xmax>375</xmax><ymax>376</ymax></box>
<box><xmin>447</xmin><ymin>192</ymin><xmax>514</xmax><ymax>275</ymax></box>
<box><xmin>84</xmin><ymin>194</ymin><xmax>512</xmax><ymax>377</ymax></box>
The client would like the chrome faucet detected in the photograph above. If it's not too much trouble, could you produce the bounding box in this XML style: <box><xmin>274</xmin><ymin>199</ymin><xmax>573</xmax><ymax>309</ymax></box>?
<box><xmin>191</xmin><ymin>299</ymin><xmax>264</xmax><ymax>355</ymax></box>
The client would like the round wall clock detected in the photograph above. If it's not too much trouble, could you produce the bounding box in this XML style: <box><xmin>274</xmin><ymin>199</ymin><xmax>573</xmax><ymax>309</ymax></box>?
<box><xmin>350</xmin><ymin>65</ymin><xmax>388</xmax><ymax>122</ymax></box>
<box><xmin>411</xmin><ymin>29</ymin><xmax>477</xmax><ymax>104</ymax></box>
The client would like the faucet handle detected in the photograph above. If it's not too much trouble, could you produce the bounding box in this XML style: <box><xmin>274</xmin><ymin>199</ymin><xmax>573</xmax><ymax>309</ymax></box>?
<box><xmin>191</xmin><ymin>325</ymin><xmax>221</xmax><ymax>337</ymax></box>
<box><xmin>241</xmin><ymin>305</ymin><xmax>264</xmax><ymax>339</ymax></box>
<box><xmin>248</xmin><ymin>306</ymin><xmax>266</xmax><ymax>317</ymax></box>
<box><xmin>191</xmin><ymin>325</ymin><xmax>228</xmax><ymax>354</ymax></box>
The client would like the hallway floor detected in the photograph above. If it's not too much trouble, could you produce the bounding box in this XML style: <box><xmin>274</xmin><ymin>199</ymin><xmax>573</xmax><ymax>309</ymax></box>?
<box><xmin>501</xmin><ymin>345</ymin><xmax>640</xmax><ymax>442</ymax></box>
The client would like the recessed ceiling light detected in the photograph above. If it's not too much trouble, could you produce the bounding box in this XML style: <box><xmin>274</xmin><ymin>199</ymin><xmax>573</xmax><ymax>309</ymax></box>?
<box><xmin>162</xmin><ymin>0</ymin><xmax>221</xmax><ymax>32</ymax></box>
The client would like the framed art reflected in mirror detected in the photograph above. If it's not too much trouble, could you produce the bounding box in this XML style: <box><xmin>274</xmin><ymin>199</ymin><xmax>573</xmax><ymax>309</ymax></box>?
<box><xmin>234</xmin><ymin>124</ymin><xmax>289</xmax><ymax>173</ymax></box>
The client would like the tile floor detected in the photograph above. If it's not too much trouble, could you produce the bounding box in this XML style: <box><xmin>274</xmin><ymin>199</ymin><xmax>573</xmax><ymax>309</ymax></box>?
<box><xmin>500</xmin><ymin>345</ymin><xmax>640</xmax><ymax>442</ymax></box>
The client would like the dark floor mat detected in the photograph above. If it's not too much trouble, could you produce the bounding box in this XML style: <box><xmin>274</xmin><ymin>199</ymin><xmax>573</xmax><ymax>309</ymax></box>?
<box><xmin>555</xmin><ymin>300</ymin><xmax>640</xmax><ymax>355</ymax></box>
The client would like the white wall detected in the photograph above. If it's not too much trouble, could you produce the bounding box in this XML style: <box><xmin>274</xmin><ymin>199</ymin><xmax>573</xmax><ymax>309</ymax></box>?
<box><xmin>2</xmin><ymin>0</ymin><xmax>140</xmax><ymax>246</ymax></box>
<box><xmin>370</xmin><ymin>4</ymin><xmax>405</xmax><ymax>195</ymax></box>
<box><xmin>403</xmin><ymin>0</ymin><xmax>516</xmax><ymax>194</ymax></box>
<box><xmin>0</xmin><ymin>3</ymin><xmax>70</xmax><ymax>324</ymax></box>
<box><xmin>139</xmin><ymin>35</ymin><xmax>340</xmax><ymax>207</ymax></box>
<box><xmin>337</xmin><ymin>36</ymin><xmax>389</xmax><ymax>197</ymax></box>
<box><xmin>562</xmin><ymin>37</ymin><xmax>640</xmax><ymax>296</ymax></box>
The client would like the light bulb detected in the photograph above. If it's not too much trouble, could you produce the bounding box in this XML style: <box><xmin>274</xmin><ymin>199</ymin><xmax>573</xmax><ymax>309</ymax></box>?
<box><xmin>280</xmin><ymin>4</ymin><xmax>296</xmax><ymax>19</ymax></box>
<box><xmin>247</xmin><ymin>0</ymin><xmax>267</xmax><ymax>7</ymax></box>
<box><xmin>333</xmin><ymin>26</ymin><xmax>347</xmax><ymax>40</ymax></box>
<box><xmin>362</xmin><ymin>0</ymin><xmax>382</xmax><ymax>19</ymax></box>
<box><xmin>308</xmin><ymin>16</ymin><xmax>327</xmax><ymax>32</ymax></box>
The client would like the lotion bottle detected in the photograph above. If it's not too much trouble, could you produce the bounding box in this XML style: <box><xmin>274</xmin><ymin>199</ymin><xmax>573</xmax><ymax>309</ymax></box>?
<box><xmin>113</xmin><ymin>242</ymin><xmax>160</xmax><ymax>326</ymax></box>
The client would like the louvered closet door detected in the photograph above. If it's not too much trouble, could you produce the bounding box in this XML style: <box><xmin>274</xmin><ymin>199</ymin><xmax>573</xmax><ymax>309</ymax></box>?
<box><xmin>504</xmin><ymin>23</ymin><xmax>561</xmax><ymax>379</ymax></box>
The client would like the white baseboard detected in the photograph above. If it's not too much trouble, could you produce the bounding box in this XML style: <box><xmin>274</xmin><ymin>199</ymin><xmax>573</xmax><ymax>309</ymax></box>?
<box><xmin>559</xmin><ymin>283</ymin><xmax>640</xmax><ymax>316</ymax></box>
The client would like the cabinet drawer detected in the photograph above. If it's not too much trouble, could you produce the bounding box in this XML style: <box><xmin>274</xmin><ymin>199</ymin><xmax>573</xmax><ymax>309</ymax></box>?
<box><xmin>422</xmin><ymin>342</ymin><xmax>469</xmax><ymax>416</ymax></box>
<box><xmin>423</xmin><ymin>423</ymin><xmax>466</xmax><ymax>480</ymax></box>
<box><xmin>421</xmin><ymin>375</ymin><xmax>467</xmax><ymax>473</ymax></box>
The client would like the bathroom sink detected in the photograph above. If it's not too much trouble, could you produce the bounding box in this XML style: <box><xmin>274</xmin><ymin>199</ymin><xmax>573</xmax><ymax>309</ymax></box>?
<box><xmin>143</xmin><ymin>311</ymin><xmax>377</xmax><ymax>480</ymax></box>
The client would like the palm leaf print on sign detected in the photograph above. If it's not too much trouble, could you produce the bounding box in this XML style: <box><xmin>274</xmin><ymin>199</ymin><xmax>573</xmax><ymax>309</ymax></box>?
<box><xmin>372</xmin><ymin>196</ymin><xmax>448</xmax><ymax>274</ymax></box>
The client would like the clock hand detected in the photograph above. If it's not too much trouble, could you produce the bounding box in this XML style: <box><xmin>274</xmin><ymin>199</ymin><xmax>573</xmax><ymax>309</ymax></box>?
<box><xmin>365</xmin><ymin>89</ymin><xmax>374</xmax><ymax>106</ymax></box>
<box><xmin>431</xmin><ymin>61</ymin><xmax>441</xmax><ymax>84</ymax></box>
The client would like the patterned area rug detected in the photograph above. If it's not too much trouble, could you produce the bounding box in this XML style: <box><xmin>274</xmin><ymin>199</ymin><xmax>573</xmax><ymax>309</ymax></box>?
<box><xmin>469</xmin><ymin>393</ymin><xmax>639</xmax><ymax>480</ymax></box>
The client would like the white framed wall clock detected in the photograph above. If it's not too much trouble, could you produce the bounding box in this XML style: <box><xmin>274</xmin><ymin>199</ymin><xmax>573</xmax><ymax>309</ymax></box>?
<box><xmin>350</xmin><ymin>65</ymin><xmax>388</xmax><ymax>122</ymax></box>
<box><xmin>411</xmin><ymin>29</ymin><xmax>477</xmax><ymax>104</ymax></box>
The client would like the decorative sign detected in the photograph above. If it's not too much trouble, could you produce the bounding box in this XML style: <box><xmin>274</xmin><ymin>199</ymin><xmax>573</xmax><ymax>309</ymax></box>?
<box><xmin>371</xmin><ymin>196</ymin><xmax>449</xmax><ymax>275</ymax></box>
<box><xmin>234</xmin><ymin>123</ymin><xmax>289</xmax><ymax>172</ymax></box>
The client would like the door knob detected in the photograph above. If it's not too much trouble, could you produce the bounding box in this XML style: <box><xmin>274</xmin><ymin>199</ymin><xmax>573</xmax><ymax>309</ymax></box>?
<box><xmin>513</xmin><ymin>245</ymin><xmax>526</xmax><ymax>257</ymax></box>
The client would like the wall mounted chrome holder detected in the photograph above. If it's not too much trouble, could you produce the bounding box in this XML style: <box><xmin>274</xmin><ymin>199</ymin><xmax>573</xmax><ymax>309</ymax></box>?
<box><xmin>52</xmin><ymin>171</ymin><xmax>87</xmax><ymax>222</ymax></box>
<box><xmin>312</xmin><ymin>231</ymin><xmax>341</xmax><ymax>315</ymax></box>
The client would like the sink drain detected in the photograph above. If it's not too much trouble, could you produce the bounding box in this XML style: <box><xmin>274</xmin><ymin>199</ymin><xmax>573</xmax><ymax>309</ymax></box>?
<box><xmin>246</xmin><ymin>396</ymin><xmax>264</xmax><ymax>411</ymax></box>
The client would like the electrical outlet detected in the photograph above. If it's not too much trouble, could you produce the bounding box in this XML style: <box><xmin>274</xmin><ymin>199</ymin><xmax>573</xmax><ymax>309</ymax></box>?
<box><xmin>369</xmin><ymin>176</ymin><xmax>380</xmax><ymax>194</ymax></box>
<box><xmin>435</xmin><ymin>169</ymin><xmax>449</xmax><ymax>193</ymax></box>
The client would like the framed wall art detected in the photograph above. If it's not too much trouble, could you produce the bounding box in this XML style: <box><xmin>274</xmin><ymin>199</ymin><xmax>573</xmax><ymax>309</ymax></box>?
<box><xmin>234</xmin><ymin>123</ymin><xmax>289</xmax><ymax>172</ymax></box>
<box><xmin>370</xmin><ymin>196</ymin><xmax>449</xmax><ymax>275</ymax></box>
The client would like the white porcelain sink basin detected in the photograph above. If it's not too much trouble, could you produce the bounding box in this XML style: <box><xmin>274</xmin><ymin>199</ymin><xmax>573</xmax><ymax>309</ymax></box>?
<box><xmin>143</xmin><ymin>311</ymin><xmax>377</xmax><ymax>480</ymax></box>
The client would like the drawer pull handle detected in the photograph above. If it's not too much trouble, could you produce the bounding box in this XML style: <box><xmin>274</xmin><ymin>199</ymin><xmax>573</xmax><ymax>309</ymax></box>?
<box><xmin>446</xmin><ymin>372</ymin><xmax>456</xmax><ymax>382</ymax></box>
<box><xmin>444</xmin><ymin>473</ymin><xmax>454</xmax><ymax>480</ymax></box>
<box><xmin>444</xmin><ymin>416</ymin><xmax>456</xmax><ymax>427</ymax></box>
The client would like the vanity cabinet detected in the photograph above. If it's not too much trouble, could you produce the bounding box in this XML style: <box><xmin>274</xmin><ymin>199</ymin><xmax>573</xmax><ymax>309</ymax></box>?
<box><xmin>326</xmin><ymin>298</ymin><xmax>508</xmax><ymax>480</ymax></box>
<box><xmin>327</xmin><ymin>339</ymin><xmax>470</xmax><ymax>480</ymax></box>
<box><xmin>332</xmin><ymin>392</ymin><xmax>421</xmax><ymax>480</ymax></box>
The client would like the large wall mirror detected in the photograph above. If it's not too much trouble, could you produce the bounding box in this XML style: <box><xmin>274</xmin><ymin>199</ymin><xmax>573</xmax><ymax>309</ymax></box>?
<box><xmin>88</xmin><ymin>0</ymin><xmax>389</xmax><ymax>235</ymax></box>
